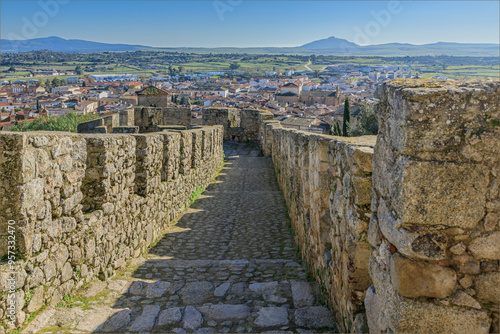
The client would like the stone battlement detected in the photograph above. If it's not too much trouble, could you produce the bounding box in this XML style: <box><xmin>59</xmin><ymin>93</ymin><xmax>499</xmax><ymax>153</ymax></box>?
<box><xmin>0</xmin><ymin>79</ymin><xmax>498</xmax><ymax>333</ymax></box>
<box><xmin>258</xmin><ymin>79</ymin><xmax>499</xmax><ymax>333</ymax></box>
<box><xmin>0</xmin><ymin>125</ymin><xmax>223</xmax><ymax>326</ymax></box>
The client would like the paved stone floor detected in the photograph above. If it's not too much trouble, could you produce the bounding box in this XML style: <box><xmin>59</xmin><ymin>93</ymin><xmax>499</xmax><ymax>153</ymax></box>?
<box><xmin>26</xmin><ymin>142</ymin><xmax>338</xmax><ymax>334</ymax></box>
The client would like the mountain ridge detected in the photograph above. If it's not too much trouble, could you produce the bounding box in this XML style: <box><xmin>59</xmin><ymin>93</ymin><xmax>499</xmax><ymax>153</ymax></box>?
<box><xmin>1</xmin><ymin>36</ymin><xmax>498</xmax><ymax>57</ymax></box>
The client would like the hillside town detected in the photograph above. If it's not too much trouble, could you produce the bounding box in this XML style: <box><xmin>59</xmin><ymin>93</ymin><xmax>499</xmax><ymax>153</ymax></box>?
<box><xmin>0</xmin><ymin>63</ymin><xmax>414</xmax><ymax>133</ymax></box>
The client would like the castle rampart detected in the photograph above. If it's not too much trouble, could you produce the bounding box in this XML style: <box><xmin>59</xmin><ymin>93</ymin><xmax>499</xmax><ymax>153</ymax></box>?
<box><xmin>0</xmin><ymin>79</ymin><xmax>498</xmax><ymax>333</ymax></box>
<box><xmin>0</xmin><ymin>124</ymin><xmax>223</xmax><ymax>325</ymax></box>
<box><xmin>258</xmin><ymin>79</ymin><xmax>499</xmax><ymax>333</ymax></box>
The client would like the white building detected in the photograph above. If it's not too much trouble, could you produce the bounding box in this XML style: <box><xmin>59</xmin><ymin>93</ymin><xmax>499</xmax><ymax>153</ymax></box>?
<box><xmin>280</xmin><ymin>82</ymin><xmax>301</xmax><ymax>95</ymax></box>
<box><xmin>212</xmin><ymin>89</ymin><xmax>229</xmax><ymax>98</ymax></box>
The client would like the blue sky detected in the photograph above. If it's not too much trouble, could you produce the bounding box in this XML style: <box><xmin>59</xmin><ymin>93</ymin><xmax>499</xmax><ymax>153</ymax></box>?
<box><xmin>1</xmin><ymin>1</ymin><xmax>498</xmax><ymax>47</ymax></box>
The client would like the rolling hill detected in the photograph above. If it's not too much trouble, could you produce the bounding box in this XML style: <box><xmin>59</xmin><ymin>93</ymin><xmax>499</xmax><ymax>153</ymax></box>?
<box><xmin>1</xmin><ymin>36</ymin><xmax>498</xmax><ymax>57</ymax></box>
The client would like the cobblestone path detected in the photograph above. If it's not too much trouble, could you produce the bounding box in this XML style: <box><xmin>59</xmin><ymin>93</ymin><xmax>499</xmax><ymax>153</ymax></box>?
<box><xmin>27</xmin><ymin>142</ymin><xmax>338</xmax><ymax>334</ymax></box>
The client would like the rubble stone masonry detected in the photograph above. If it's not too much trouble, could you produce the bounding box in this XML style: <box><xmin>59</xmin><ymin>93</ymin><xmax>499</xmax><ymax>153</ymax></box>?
<box><xmin>0</xmin><ymin>125</ymin><xmax>223</xmax><ymax>326</ymax></box>
<box><xmin>258</xmin><ymin>79</ymin><xmax>499</xmax><ymax>333</ymax></box>
<box><xmin>0</xmin><ymin>79</ymin><xmax>498</xmax><ymax>333</ymax></box>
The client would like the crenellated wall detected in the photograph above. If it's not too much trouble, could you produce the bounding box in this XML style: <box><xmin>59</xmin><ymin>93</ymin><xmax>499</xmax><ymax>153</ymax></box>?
<box><xmin>77</xmin><ymin>106</ymin><xmax>192</xmax><ymax>134</ymax></box>
<box><xmin>259</xmin><ymin>113</ymin><xmax>376</xmax><ymax>333</ymax></box>
<box><xmin>0</xmin><ymin>125</ymin><xmax>223</xmax><ymax>328</ymax></box>
<box><xmin>0</xmin><ymin>79</ymin><xmax>498</xmax><ymax>333</ymax></box>
<box><xmin>258</xmin><ymin>79</ymin><xmax>499</xmax><ymax>334</ymax></box>
<box><xmin>366</xmin><ymin>79</ymin><xmax>499</xmax><ymax>334</ymax></box>
<box><xmin>202</xmin><ymin>108</ymin><xmax>263</xmax><ymax>142</ymax></box>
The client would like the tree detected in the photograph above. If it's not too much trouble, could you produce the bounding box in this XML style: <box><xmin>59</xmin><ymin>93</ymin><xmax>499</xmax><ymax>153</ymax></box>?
<box><xmin>229</xmin><ymin>62</ymin><xmax>241</xmax><ymax>71</ymax></box>
<box><xmin>10</xmin><ymin>111</ymin><xmax>99</xmax><ymax>133</ymax></box>
<box><xmin>36</xmin><ymin>99</ymin><xmax>41</xmax><ymax>110</ymax></box>
<box><xmin>75</xmin><ymin>65</ymin><xmax>83</xmax><ymax>75</ymax></box>
<box><xmin>180</xmin><ymin>96</ymin><xmax>187</xmax><ymax>105</ymax></box>
<box><xmin>51</xmin><ymin>77</ymin><xmax>61</xmax><ymax>87</ymax></box>
<box><xmin>350</xmin><ymin>103</ymin><xmax>378</xmax><ymax>136</ymax></box>
<box><xmin>7</xmin><ymin>66</ymin><xmax>16</xmax><ymax>72</ymax></box>
<box><xmin>178</xmin><ymin>66</ymin><xmax>184</xmax><ymax>74</ymax></box>
<box><xmin>313</xmin><ymin>70</ymin><xmax>320</xmax><ymax>78</ymax></box>
<box><xmin>342</xmin><ymin>97</ymin><xmax>351</xmax><ymax>137</ymax></box>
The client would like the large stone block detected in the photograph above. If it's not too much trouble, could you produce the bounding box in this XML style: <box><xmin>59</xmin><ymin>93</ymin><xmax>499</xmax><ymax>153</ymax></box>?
<box><xmin>389</xmin><ymin>253</ymin><xmax>456</xmax><ymax>298</ymax></box>
<box><xmin>370</xmin><ymin>256</ymin><xmax>491</xmax><ymax>334</ymax></box>
<box><xmin>395</xmin><ymin>160</ymin><xmax>488</xmax><ymax>228</ymax></box>
<box><xmin>475</xmin><ymin>272</ymin><xmax>500</xmax><ymax>303</ymax></box>
<box><xmin>468</xmin><ymin>232</ymin><xmax>500</xmax><ymax>260</ymax></box>
<box><xmin>375</xmin><ymin>79</ymin><xmax>500</xmax><ymax>163</ymax></box>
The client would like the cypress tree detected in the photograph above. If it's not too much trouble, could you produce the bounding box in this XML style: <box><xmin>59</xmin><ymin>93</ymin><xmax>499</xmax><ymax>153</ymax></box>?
<box><xmin>335</xmin><ymin>121</ymin><xmax>342</xmax><ymax>136</ymax></box>
<box><xmin>343</xmin><ymin>98</ymin><xmax>351</xmax><ymax>137</ymax></box>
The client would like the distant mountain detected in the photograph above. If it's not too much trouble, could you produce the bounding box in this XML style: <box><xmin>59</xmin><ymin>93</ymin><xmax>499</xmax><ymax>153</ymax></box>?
<box><xmin>300</xmin><ymin>36</ymin><xmax>358</xmax><ymax>50</ymax></box>
<box><xmin>1</xmin><ymin>36</ymin><xmax>498</xmax><ymax>57</ymax></box>
<box><xmin>0</xmin><ymin>36</ymin><xmax>145</xmax><ymax>53</ymax></box>
<box><xmin>299</xmin><ymin>36</ymin><xmax>499</xmax><ymax>57</ymax></box>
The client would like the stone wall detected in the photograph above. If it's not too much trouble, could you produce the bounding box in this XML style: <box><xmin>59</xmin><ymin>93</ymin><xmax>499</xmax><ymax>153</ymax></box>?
<box><xmin>203</xmin><ymin>108</ymin><xmax>261</xmax><ymax>142</ymax></box>
<box><xmin>366</xmin><ymin>79</ymin><xmax>499</xmax><ymax>334</ymax></box>
<box><xmin>0</xmin><ymin>125</ymin><xmax>224</xmax><ymax>328</ymax></box>
<box><xmin>163</xmin><ymin>107</ymin><xmax>192</xmax><ymax>128</ymax></box>
<box><xmin>78</xmin><ymin>106</ymin><xmax>192</xmax><ymax>134</ymax></box>
<box><xmin>258</xmin><ymin>79</ymin><xmax>500</xmax><ymax>334</ymax></box>
<box><xmin>202</xmin><ymin>107</ymin><xmax>239</xmax><ymax>140</ymax></box>
<box><xmin>138</xmin><ymin>94</ymin><xmax>170</xmax><ymax>108</ymax></box>
<box><xmin>259</xmin><ymin>110</ymin><xmax>377</xmax><ymax>333</ymax></box>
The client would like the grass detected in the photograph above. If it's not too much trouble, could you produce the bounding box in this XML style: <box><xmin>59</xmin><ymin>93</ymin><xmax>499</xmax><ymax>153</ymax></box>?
<box><xmin>188</xmin><ymin>186</ymin><xmax>204</xmax><ymax>205</ymax></box>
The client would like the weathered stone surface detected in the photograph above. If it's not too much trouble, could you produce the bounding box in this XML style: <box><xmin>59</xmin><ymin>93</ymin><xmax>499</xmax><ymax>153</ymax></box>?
<box><xmin>129</xmin><ymin>280</ymin><xmax>145</xmax><ymax>296</ymax></box>
<box><xmin>107</xmin><ymin>280</ymin><xmax>130</xmax><ymax>293</ymax></box>
<box><xmin>129</xmin><ymin>304</ymin><xmax>161</xmax><ymax>332</ymax></box>
<box><xmin>389</xmin><ymin>253</ymin><xmax>457</xmax><ymax>298</ymax></box>
<box><xmin>451</xmin><ymin>291</ymin><xmax>481</xmax><ymax>309</ymax></box>
<box><xmin>84</xmin><ymin>280</ymin><xmax>107</xmax><ymax>298</ymax></box>
<box><xmin>365</xmin><ymin>286</ymin><xmax>386</xmax><ymax>334</ymax></box>
<box><xmin>396</xmin><ymin>161</ymin><xmax>489</xmax><ymax>229</ymax></box>
<box><xmin>255</xmin><ymin>307</ymin><xmax>289</xmax><ymax>327</ymax></box>
<box><xmin>23</xmin><ymin>308</ymin><xmax>56</xmax><ymax>334</ymax></box>
<box><xmin>146</xmin><ymin>280</ymin><xmax>170</xmax><ymax>298</ymax></box>
<box><xmin>475</xmin><ymin>272</ymin><xmax>500</xmax><ymax>303</ymax></box>
<box><xmin>101</xmin><ymin>309</ymin><xmax>133</xmax><ymax>332</ymax></box>
<box><xmin>157</xmin><ymin>307</ymin><xmax>183</xmax><ymax>326</ymax></box>
<box><xmin>208</xmin><ymin>304</ymin><xmax>250</xmax><ymax>320</ymax></box>
<box><xmin>214</xmin><ymin>282</ymin><xmax>231</xmax><ymax>297</ymax></box>
<box><xmin>294</xmin><ymin>306</ymin><xmax>335</xmax><ymax>329</ymax></box>
<box><xmin>370</xmin><ymin>256</ymin><xmax>491</xmax><ymax>334</ymax></box>
<box><xmin>291</xmin><ymin>281</ymin><xmax>314</xmax><ymax>308</ymax></box>
<box><xmin>449</xmin><ymin>243</ymin><xmax>466</xmax><ymax>255</ymax></box>
<box><xmin>182</xmin><ymin>281</ymin><xmax>214</xmax><ymax>304</ymax></box>
<box><xmin>76</xmin><ymin>308</ymin><xmax>115</xmax><ymax>332</ymax></box>
<box><xmin>484</xmin><ymin>212</ymin><xmax>498</xmax><ymax>232</ymax></box>
<box><xmin>351</xmin><ymin>312</ymin><xmax>369</xmax><ymax>334</ymax></box>
<box><xmin>183</xmin><ymin>306</ymin><xmax>203</xmax><ymax>330</ymax></box>
<box><xmin>249</xmin><ymin>282</ymin><xmax>278</xmax><ymax>294</ymax></box>
<box><xmin>468</xmin><ymin>232</ymin><xmax>500</xmax><ymax>260</ymax></box>
<box><xmin>27</xmin><ymin>286</ymin><xmax>44</xmax><ymax>313</ymax></box>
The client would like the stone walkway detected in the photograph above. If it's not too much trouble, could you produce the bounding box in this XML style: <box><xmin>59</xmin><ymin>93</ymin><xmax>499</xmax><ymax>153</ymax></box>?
<box><xmin>26</xmin><ymin>142</ymin><xmax>338</xmax><ymax>334</ymax></box>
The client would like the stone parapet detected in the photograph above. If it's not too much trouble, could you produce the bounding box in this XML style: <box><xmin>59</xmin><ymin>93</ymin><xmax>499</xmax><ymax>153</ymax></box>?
<box><xmin>0</xmin><ymin>125</ymin><xmax>223</xmax><ymax>327</ymax></box>
<box><xmin>367</xmin><ymin>79</ymin><xmax>499</xmax><ymax>334</ymax></box>
<box><xmin>258</xmin><ymin>108</ymin><xmax>376</xmax><ymax>332</ymax></box>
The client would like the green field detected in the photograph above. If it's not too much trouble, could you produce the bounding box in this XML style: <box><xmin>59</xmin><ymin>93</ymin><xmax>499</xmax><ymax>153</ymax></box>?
<box><xmin>1</xmin><ymin>51</ymin><xmax>498</xmax><ymax>82</ymax></box>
